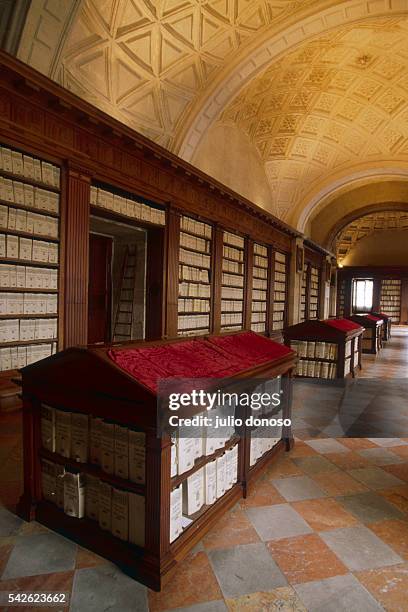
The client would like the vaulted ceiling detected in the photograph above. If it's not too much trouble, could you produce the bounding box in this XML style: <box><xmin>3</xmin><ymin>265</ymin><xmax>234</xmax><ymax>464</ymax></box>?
<box><xmin>220</xmin><ymin>17</ymin><xmax>408</xmax><ymax>220</ymax></box>
<box><xmin>335</xmin><ymin>210</ymin><xmax>408</xmax><ymax>264</ymax></box>
<box><xmin>58</xmin><ymin>0</ymin><xmax>309</xmax><ymax>148</ymax></box>
<box><xmin>14</xmin><ymin>0</ymin><xmax>408</xmax><ymax>231</ymax></box>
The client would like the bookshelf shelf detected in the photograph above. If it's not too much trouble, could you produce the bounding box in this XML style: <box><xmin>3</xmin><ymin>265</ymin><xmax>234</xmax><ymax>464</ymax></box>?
<box><xmin>171</xmin><ymin>435</ymin><xmax>240</xmax><ymax>490</ymax></box>
<box><xmin>0</xmin><ymin>199</ymin><xmax>60</xmax><ymax>219</ymax></box>
<box><xmin>271</xmin><ymin>251</ymin><xmax>288</xmax><ymax>332</ymax></box>
<box><xmin>0</xmin><ymin>227</ymin><xmax>59</xmax><ymax>243</ymax></box>
<box><xmin>251</xmin><ymin>243</ymin><xmax>268</xmax><ymax>334</ymax></box>
<box><xmin>0</xmin><ymin>338</ymin><xmax>57</xmax><ymax>348</ymax></box>
<box><xmin>0</xmin><ymin>168</ymin><xmax>60</xmax><ymax>193</ymax></box>
<box><xmin>380</xmin><ymin>279</ymin><xmax>401</xmax><ymax>325</ymax></box>
<box><xmin>0</xmin><ymin>142</ymin><xmax>60</xmax><ymax>371</ymax></box>
<box><xmin>221</xmin><ymin>231</ymin><xmax>245</xmax><ymax>332</ymax></box>
<box><xmin>0</xmin><ymin>313</ymin><xmax>58</xmax><ymax>320</ymax></box>
<box><xmin>0</xmin><ymin>287</ymin><xmax>58</xmax><ymax>293</ymax></box>
<box><xmin>0</xmin><ymin>257</ymin><xmax>59</xmax><ymax>269</ymax></box>
<box><xmin>178</xmin><ymin>216</ymin><xmax>212</xmax><ymax>336</ymax></box>
<box><xmin>40</xmin><ymin>448</ymin><xmax>145</xmax><ymax>496</ymax></box>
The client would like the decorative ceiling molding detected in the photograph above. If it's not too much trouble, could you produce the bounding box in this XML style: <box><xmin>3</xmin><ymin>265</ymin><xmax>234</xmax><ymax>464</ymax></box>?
<box><xmin>178</xmin><ymin>0</ymin><xmax>408</xmax><ymax>161</ymax></box>
<box><xmin>297</xmin><ymin>165</ymin><xmax>408</xmax><ymax>232</ymax></box>
<box><xmin>335</xmin><ymin>210</ymin><xmax>408</xmax><ymax>263</ymax></box>
<box><xmin>216</xmin><ymin>15</ymin><xmax>408</xmax><ymax>224</ymax></box>
<box><xmin>17</xmin><ymin>0</ymin><xmax>80</xmax><ymax>77</ymax></box>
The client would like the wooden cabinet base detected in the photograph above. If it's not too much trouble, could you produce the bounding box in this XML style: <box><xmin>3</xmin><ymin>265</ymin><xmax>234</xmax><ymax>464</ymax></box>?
<box><xmin>19</xmin><ymin>439</ymin><xmax>290</xmax><ymax>591</ymax></box>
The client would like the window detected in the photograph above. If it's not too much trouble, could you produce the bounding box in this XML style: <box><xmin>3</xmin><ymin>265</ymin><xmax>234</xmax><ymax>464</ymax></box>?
<box><xmin>352</xmin><ymin>279</ymin><xmax>373</xmax><ymax>312</ymax></box>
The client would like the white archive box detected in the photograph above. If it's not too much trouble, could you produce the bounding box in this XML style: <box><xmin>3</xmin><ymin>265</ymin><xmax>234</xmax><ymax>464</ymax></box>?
<box><xmin>182</xmin><ymin>466</ymin><xmax>205</xmax><ymax>516</ymax></box>
<box><xmin>169</xmin><ymin>485</ymin><xmax>182</xmax><ymax>543</ymax></box>
<box><xmin>111</xmin><ymin>488</ymin><xmax>129</xmax><ymax>541</ymax></box>
<box><xmin>63</xmin><ymin>472</ymin><xmax>85</xmax><ymax>519</ymax></box>
<box><xmin>129</xmin><ymin>491</ymin><xmax>145</xmax><ymax>547</ymax></box>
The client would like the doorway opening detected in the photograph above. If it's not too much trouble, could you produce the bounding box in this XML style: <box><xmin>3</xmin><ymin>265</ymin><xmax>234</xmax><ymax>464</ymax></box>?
<box><xmin>88</xmin><ymin>216</ymin><xmax>147</xmax><ymax>344</ymax></box>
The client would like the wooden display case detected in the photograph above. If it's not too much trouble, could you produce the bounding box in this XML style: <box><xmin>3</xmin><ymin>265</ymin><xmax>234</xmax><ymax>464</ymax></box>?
<box><xmin>283</xmin><ymin>319</ymin><xmax>364</xmax><ymax>379</ymax></box>
<box><xmin>371</xmin><ymin>312</ymin><xmax>391</xmax><ymax>341</ymax></box>
<box><xmin>348</xmin><ymin>314</ymin><xmax>383</xmax><ymax>354</ymax></box>
<box><xmin>17</xmin><ymin>331</ymin><xmax>296</xmax><ymax>590</ymax></box>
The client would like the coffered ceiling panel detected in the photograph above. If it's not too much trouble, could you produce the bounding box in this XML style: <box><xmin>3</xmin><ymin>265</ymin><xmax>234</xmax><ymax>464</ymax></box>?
<box><xmin>59</xmin><ymin>0</ymin><xmax>304</xmax><ymax>148</ymax></box>
<box><xmin>219</xmin><ymin>17</ymin><xmax>408</xmax><ymax>220</ymax></box>
<box><xmin>335</xmin><ymin>210</ymin><xmax>408</xmax><ymax>264</ymax></box>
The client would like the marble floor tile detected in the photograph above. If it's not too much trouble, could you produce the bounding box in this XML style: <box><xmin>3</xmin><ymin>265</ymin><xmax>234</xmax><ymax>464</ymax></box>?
<box><xmin>272</xmin><ymin>476</ymin><xmax>327</xmax><ymax>502</ymax></box>
<box><xmin>294</xmin><ymin>573</ymin><xmax>383</xmax><ymax>612</ymax></box>
<box><xmin>357</xmin><ymin>447</ymin><xmax>405</xmax><ymax>466</ymax></box>
<box><xmin>245</xmin><ymin>504</ymin><xmax>312</xmax><ymax>541</ymax></box>
<box><xmin>292</xmin><ymin>456</ymin><xmax>339</xmax><ymax>476</ymax></box>
<box><xmin>208</xmin><ymin>543</ymin><xmax>287</xmax><ymax>599</ymax></box>
<box><xmin>323</xmin><ymin>451</ymin><xmax>369</xmax><ymax>470</ymax></box>
<box><xmin>369</xmin><ymin>518</ymin><xmax>408</xmax><ymax>560</ymax></box>
<box><xmin>171</xmin><ymin>601</ymin><xmax>227</xmax><ymax>612</ymax></box>
<box><xmin>288</xmin><ymin>442</ymin><xmax>319</xmax><ymax>458</ymax></box>
<box><xmin>368</xmin><ymin>438</ymin><xmax>408</xmax><ymax>447</ymax></box>
<box><xmin>382</xmin><ymin>462</ymin><xmax>408</xmax><ymax>483</ymax></box>
<box><xmin>265</xmin><ymin>458</ymin><xmax>304</xmax><ymax>479</ymax></box>
<box><xmin>348</xmin><ymin>466</ymin><xmax>405</xmax><ymax>489</ymax></box>
<box><xmin>267</xmin><ymin>533</ymin><xmax>348</xmax><ymax>584</ymax></box>
<box><xmin>389</xmin><ymin>445</ymin><xmax>408</xmax><ymax>459</ymax></box>
<box><xmin>378</xmin><ymin>484</ymin><xmax>408</xmax><ymax>514</ymax></box>
<box><xmin>202</xmin><ymin>506</ymin><xmax>260</xmax><ymax>550</ymax></box>
<box><xmin>71</xmin><ymin>564</ymin><xmax>148</xmax><ymax>612</ymax></box>
<box><xmin>148</xmin><ymin>551</ymin><xmax>222</xmax><ymax>612</ymax></box>
<box><xmin>0</xmin><ymin>506</ymin><xmax>23</xmax><ymax>537</ymax></box>
<box><xmin>2</xmin><ymin>532</ymin><xmax>77</xmax><ymax>579</ymax></box>
<box><xmin>0</xmin><ymin>542</ymin><xmax>13</xmax><ymax>577</ymax></box>
<box><xmin>0</xmin><ymin>570</ymin><xmax>75</xmax><ymax>609</ymax></box>
<box><xmin>310</xmin><ymin>471</ymin><xmax>369</xmax><ymax>496</ymax></box>
<box><xmin>225</xmin><ymin>586</ymin><xmax>306</xmax><ymax>611</ymax></box>
<box><xmin>239</xmin><ymin>479</ymin><xmax>285</xmax><ymax>508</ymax></box>
<box><xmin>338</xmin><ymin>438</ymin><xmax>378</xmax><ymax>450</ymax></box>
<box><xmin>305</xmin><ymin>439</ymin><xmax>349</xmax><ymax>454</ymax></box>
<box><xmin>355</xmin><ymin>563</ymin><xmax>408</xmax><ymax>611</ymax></box>
<box><xmin>336</xmin><ymin>491</ymin><xmax>405</xmax><ymax>524</ymax></box>
<box><xmin>320</xmin><ymin>525</ymin><xmax>403</xmax><ymax>571</ymax></box>
<box><xmin>291</xmin><ymin>498</ymin><xmax>358</xmax><ymax>532</ymax></box>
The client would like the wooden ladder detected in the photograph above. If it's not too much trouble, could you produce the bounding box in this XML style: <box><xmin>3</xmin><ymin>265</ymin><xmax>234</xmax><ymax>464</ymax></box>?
<box><xmin>113</xmin><ymin>245</ymin><xmax>137</xmax><ymax>342</ymax></box>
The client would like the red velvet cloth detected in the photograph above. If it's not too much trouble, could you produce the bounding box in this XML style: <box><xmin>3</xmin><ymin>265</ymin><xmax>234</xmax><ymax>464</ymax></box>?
<box><xmin>365</xmin><ymin>314</ymin><xmax>383</xmax><ymax>322</ymax></box>
<box><xmin>207</xmin><ymin>331</ymin><xmax>292</xmax><ymax>366</ymax></box>
<box><xmin>109</xmin><ymin>338</ymin><xmax>250</xmax><ymax>392</ymax></box>
<box><xmin>324</xmin><ymin>318</ymin><xmax>362</xmax><ymax>332</ymax></box>
<box><xmin>108</xmin><ymin>333</ymin><xmax>292</xmax><ymax>391</ymax></box>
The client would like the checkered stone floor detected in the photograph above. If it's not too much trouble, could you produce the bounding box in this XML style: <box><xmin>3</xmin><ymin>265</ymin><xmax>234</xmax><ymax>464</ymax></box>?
<box><xmin>1</xmin><ymin>328</ymin><xmax>408</xmax><ymax>611</ymax></box>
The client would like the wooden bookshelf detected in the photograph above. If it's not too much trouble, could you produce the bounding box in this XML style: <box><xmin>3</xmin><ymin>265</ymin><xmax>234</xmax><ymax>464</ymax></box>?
<box><xmin>18</xmin><ymin>332</ymin><xmax>296</xmax><ymax>591</ymax></box>
<box><xmin>349</xmin><ymin>314</ymin><xmax>383</xmax><ymax>354</ymax></box>
<box><xmin>251</xmin><ymin>243</ymin><xmax>268</xmax><ymax>333</ymax></box>
<box><xmin>380</xmin><ymin>279</ymin><xmax>401</xmax><ymax>324</ymax></box>
<box><xmin>0</xmin><ymin>142</ymin><xmax>60</xmax><ymax>371</ymax></box>
<box><xmin>284</xmin><ymin>319</ymin><xmax>364</xmax><ymax>379</ymax></box>
<box><xmin>300</xmin><ymin>264</ymin><xmax>307</xmax><ymax>323</ymax></box>
<box><xmin>178</xmin><ymin>216</ymin><xmax>212</xmax><ymax>336</ymax></box>
<box><xmin>271</xmin><ymin>250</ymin><xmax>288</xmax><ymax>332</ymax></box>
<box><xmin>220</xmin><ymin>232</ymin><xmax>245</xmax><ymax>332</ymax></box>
<box><xmin>309</xmin><ymin>266</ymin><xmax>319</xmax><ymax>320</ymax></box>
